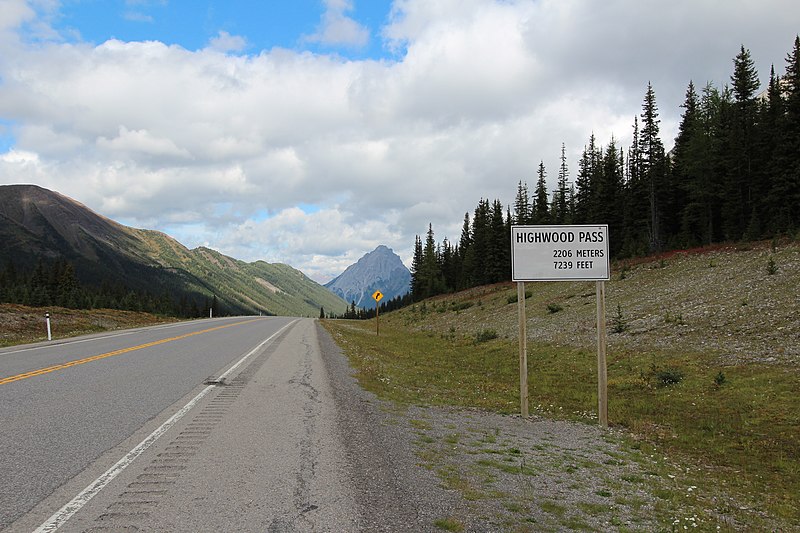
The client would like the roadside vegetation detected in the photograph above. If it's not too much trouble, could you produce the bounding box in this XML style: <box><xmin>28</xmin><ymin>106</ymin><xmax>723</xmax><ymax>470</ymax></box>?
<box><xmin>322</xmin><ymin>240</ymin><xmax>800</xmax><ymax>531</ymax></box>
<box><xmin>0</xmin><ymin>303</ymin><xmax>178</xmax><ymax>347</ymax></box>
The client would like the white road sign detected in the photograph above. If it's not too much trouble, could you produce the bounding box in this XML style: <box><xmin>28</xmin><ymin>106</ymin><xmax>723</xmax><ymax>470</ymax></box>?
<box><xmin>511</xmin><ymin>225</ymin><xmax>610</xmax><ymax>281</ymax></box>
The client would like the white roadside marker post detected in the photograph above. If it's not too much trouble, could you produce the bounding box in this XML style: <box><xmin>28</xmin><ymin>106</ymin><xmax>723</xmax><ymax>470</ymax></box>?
<box><xmin>45</xmin><ymin>312</ymin><xmax>52</xmax><ymax>341</ymax></box>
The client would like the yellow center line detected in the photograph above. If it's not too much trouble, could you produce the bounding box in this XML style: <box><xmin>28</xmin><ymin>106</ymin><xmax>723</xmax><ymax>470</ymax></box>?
<box><xmin>0</xmin><ymin>319</ymin><xmax>261</xmax><ymax>386</ymax></box>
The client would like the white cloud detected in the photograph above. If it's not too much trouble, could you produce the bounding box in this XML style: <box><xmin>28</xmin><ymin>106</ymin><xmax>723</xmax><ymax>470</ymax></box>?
<box><xmin>97</xmin><ymin>126</ymin><xmax>192</xmax><ymax>159</ymax></box>
<box><xmin>207</xmin><ymin>30</ymin><xmax>247</xmax><ymax>53</ymax></box>
<box><xmin>0</xmin><ymin>0</ymin><xmax>35</xmax><ymax>32</ymax></box>
<box><xmin>1</xmin><ymin>0</ymin><xmax>799</xmax><ymax>281</ymax></box>
<box><xmin>305</xmin><ymin>0</ymin><xmax>370</xmax><ymax>48</ymax></box>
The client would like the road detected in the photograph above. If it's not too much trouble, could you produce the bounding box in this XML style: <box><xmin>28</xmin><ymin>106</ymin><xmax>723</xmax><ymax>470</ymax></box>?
<box><xmin>1</xmin><ymin>317</ymin><xmax>465</xmax><ymax>532</ymax></box>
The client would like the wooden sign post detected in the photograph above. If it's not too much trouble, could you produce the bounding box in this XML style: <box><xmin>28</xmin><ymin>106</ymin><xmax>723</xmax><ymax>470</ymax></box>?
<box><xmin>511</xmin><ymin>225</ymin><xmax>610</xmax><ymax>425</ymax></box>
<box><xmin>517</xmin><ymin>282</ymin><xmax>529</xmax><ymax>417</ymax></box>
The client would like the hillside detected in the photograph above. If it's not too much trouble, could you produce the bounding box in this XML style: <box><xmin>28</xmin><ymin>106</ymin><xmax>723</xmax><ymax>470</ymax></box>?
<box><xmin>0</xmin><ymin>184</ymin><xmax>347</xmax><ymax>317</ymax></box>
<box><xmin>401</xmin><ymin>240</ymin><xmax>799</xmax><ymax>366</ymax></box>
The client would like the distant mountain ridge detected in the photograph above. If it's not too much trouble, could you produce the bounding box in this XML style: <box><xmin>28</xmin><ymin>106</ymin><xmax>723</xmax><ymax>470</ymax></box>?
<box><xmin>0</xmin><ymin>184</ymin><xmax>347</xmax><ymax>317</ymax></box>
<box><xmin>325</xmin><ymin>245</ymin><xmax>411</xmax><ymax>309</ymax></box>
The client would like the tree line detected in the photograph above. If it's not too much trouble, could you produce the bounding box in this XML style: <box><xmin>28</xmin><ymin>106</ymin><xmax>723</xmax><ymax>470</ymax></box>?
<box><xmin>0</xmin><ymin>258</ymin><xmax>220</xmax><ymax>318</ymax></box>
<box><xmin>411</xmin><ymin>37</ymin><xmax>800</xmax><ymax>301</ymax></box>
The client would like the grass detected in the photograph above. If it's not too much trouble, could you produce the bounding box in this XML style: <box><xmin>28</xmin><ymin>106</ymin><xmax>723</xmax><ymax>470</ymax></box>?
<box><xmin>433</xmin><ymin>517</ymin><xmax>465</xmax><ymax>531</ymax></box>
<box><xmin>322</xmin><ymin>312</ymin><xmax>800</xmax><ymax>529</ymax></box>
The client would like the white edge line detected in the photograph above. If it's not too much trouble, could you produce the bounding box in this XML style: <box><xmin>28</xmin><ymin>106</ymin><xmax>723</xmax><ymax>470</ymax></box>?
<box><xmin>33</xmin><ymin>318</ymin><xmax>298</xmax><ymax>533</ymax></box>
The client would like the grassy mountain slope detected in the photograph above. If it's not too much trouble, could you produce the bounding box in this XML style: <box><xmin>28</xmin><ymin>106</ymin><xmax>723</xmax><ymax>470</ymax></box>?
<box><xmin>0</xmin><ymin>184</ymin><xmax>347</xmax><ymax>317</ymax></box>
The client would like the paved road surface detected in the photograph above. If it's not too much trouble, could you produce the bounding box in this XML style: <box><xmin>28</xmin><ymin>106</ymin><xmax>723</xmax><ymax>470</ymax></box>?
<box><xmin>1</xmin><ymin>317</ymin><xmax>465</xmax><ymax>532</ymax></box>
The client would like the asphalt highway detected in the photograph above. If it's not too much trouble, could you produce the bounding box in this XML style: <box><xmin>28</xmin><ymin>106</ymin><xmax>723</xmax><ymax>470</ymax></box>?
<box><xmin>0</xmin><ymin>317</ymin><xmax>296</xmax><ymax>530</ymax></box>
<box><xmin>2</xmin><ymin>317</ymin><xmax>467</xmax><ymax>532</ymax></box>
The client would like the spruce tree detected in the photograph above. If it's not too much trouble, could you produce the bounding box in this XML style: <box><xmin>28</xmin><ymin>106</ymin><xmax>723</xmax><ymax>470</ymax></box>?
<box><xmin>420</xmin><ymin>224</ymin><xmax>445</xmax><ymax>298</ymax></box>
<box><xmin>513</xmin><ymin>181</ymin><xmax>531</xmax><ymax>225</ymax></box>
<box><xmin>486</xmin><ymin>200</ymin><xmax>509</xmax><ymax>283</ymax></box>
<box><xmin>597</xmin><ymin>138</ymin><xmax>624</xmax><ymax>255</ymax></box>
<box><xmin>623</xmin><ymin>116</ymin><xmax>648</xmax><ymax>256</ymax></box>
<box><xmin>574</xmin><ymin>145</ymin><xmax>592</xmax><ymax>224</ymax></box>
<box><xmin>724</xmin><ymin>45</ymin><xmax>761</xmax><ymax>240</ymax></box>
<box><xmin>638</xmin><ymin>83</ymin><xmax>667</xmax><ymax>252</ymax></box>
<box><xmin>457</xmin><ymin>212</ymin><xmax>473</xmax><ymax>289</ymax></box>
<box><xmin>552</xmin><ymin>143</ymin><xmax>570</xmax><ymax>223</ymax></box>
<box><xmin>471</xmin><ymin>199</ymin><xmax>491</xmax><ymax>285</ymax></box>
<box><xmin>671</xmin><ymin>81</ymin><xmax>700</xmax><ymax>245</ymax></box>
<box><xmin>532</xmin><ymin>161</ymin><xmax>550</xmax><ymax>224</ymax></box>
<box><xmin>769</xmin><ymin>35</ymin><xmax>800</xmax><ymax>232</ymax></box>
<box><xmin>410</xmin><ymin>235</ymin><xmax>423</xmax><ymax>299</ymax></box>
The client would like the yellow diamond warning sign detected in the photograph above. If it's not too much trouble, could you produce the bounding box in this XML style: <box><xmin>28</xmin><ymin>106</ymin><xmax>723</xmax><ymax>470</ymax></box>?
<box><xmin>372</xmin><ymin>290</ymin><xmax>384</xmax><ymax>302</ymax></box>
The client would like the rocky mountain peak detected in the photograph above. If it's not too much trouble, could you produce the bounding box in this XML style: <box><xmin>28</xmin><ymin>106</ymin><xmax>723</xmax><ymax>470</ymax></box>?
<box><xmin>325</xmin><ymin>246</ymin><xmax>411</xmax><ymax>309</ymax></box>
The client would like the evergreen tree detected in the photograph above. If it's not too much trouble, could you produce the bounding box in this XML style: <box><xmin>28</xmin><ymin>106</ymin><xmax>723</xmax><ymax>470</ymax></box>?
<box><xmin>551</xmin><ymin>143</ymin><xmax>570</xmax><ymax>223</ymax></box>
<box><xmin>513</xmin><ymin>181</ymin><xmax>531</xmax><ymax>225</ymax></box>
<box><xmin>769</xmin><ymin>35</ymin><xmax>800</xmax><ymax>232</ymax></box>
<box><xmin>682</xmin><ymin>83</ymin><xmax>730</xmax><ymax>245</ymax></box>
<box><xmin>471</xmin><ymin>199</ymin><xmax>491</xmax><ymax>285</ymax></box>
<box><xmin>532</xmin><ymin>161</ymin><xmax>550</xmax><ymax>224</ymax></box>
<box><xmin>724</xmin><ymin>45</ymin><xmax>761</xmax><ymax>240</ymax></box>
<box><xmin>486</xmin><ymin>200</ymin><xmax>509</xmax><ymax>283</ymax></box>
<box><xmin>418</xmin><ymin>224</ymin><xmax>445</xmax><ymax>298</ymax></box>
<box><xmin>754</xmin><ymin>65</ymin><xmax>785</xmax><ymax>238</ymax></box>
<box><xmin>597</xmin><ymin>138</ymin><xmax>625</xmax><ymax>255</ymax></box>
<box><xmin>439</xmin><ymin>237</ymin><xmax>459</xmax><ymax>291</ymax></box>
<box><xmin>410</xmin><ymin>235</ymin><xmax>423</xmax><ymax>299</ymax></box>
<box><xmin>457</xmin><ymin>212</ymin><xmax>474</xmax><ymax>289</ymax></box>
<box><xmin>671</xmin><ymin>81</ymin><xmax>701</xmax><ymax>245</ymax></box>
<box><xmin>623</xmin><ymin>116</ymin><xmax>648</xmax><ymax>256</ymax></box>
<box><xmin>638</xmin><ymin>82</ymin><xmax>668</xmax><ymax>252</ymax></box>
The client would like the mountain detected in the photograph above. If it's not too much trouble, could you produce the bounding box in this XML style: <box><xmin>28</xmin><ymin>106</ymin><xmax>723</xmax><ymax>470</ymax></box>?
<box><xmin>0</xmin><ymin>184</ymin><xmax>347</xmax><ymax>317</ymax></box>
<box><xmin>325</xmin><ymin>245</ymin><xmax>411</xmax><ymax>309</ymax></box>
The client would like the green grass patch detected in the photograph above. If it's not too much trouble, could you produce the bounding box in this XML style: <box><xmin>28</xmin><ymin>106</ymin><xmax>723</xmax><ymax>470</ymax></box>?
<box><xmin>539</xmin><ymin>500</ymin><xmax>567</xmax><ymax>517</ymax></box>
<box><xmin>577</xmin><ymin>501</ymin><xmax>608</xmax><ymax>515</ymax></box>
<box><xmin>476</xmin><ymin>458</ymin><xmax>538</xmax><ymax>476</ymax></box>
<box><xmin>433</xmin><ymin>517</ymin><xmax>464</xmax><ymax>531</ymax></box>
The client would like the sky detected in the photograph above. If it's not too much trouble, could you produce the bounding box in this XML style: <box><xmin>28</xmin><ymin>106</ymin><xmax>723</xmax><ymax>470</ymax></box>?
<box><xmin>1</xmin><ymin>0</ymin><xmax>799</xmax><ymax>283</ymax></box>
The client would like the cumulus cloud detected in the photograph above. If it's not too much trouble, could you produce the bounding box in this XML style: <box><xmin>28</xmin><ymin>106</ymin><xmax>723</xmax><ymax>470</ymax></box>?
<box><xmin>1</xmin><ymin>0</ymin><xmax>799</xmax><ymax>281</ymax></box>
<box><xmin>207</xmin><ymin>30</ymin><xmax>247</xmax><ymax>53</ymax></box>
<box><xmin>305</xmin><ymin>0</ymin><xmax>370</xmax><ymax>48</ymax></box>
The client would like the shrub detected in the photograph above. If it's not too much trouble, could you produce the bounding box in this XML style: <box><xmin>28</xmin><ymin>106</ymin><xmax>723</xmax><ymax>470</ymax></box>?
<box><xmin>656</xmin><ymin>368</ymin><xmax>684</xmax><ymax>387</ymax></box>
<box><xmin>450</xmin><ymin>301</ymin><xmax>474</xmax><ymax>311</ymax></box>
<box><xmin>507</xmin><ymin>291</ymin><xmax>531</xmax><ymax>304</ymax></box>
<box><xmin>767</xmin><ymin>257</ymin><xmax>778</xmax><ymax>275</ymax></box>
<box><xmin>714</xmin><ymin>371</ymin><xmax>726</xmax><ymax>387</ymax></box>
<box><xmin>611</xmin><ymin>304</ymin><xmax>627</xmax><ymax>333</ymax></box>
<box><xmin>474</xmin><ymin>329</ymin><xmax>499</xmax><ymax>343</ymax></box>
<box><xmin>546</xmin><ymin>302</ymin><xmax>563</xmax><ymax>314</ymax></box>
